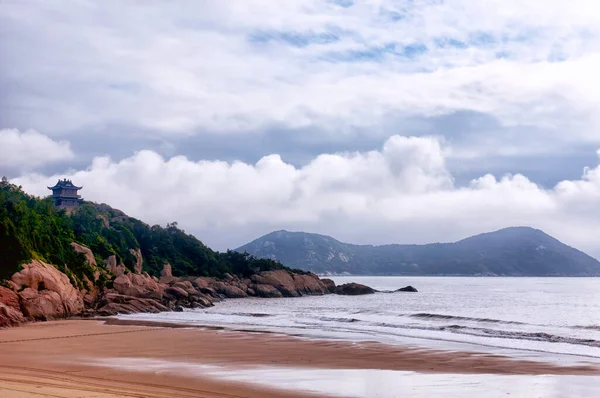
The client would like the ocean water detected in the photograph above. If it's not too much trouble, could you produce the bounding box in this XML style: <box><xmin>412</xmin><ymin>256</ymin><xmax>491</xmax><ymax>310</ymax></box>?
<box><xmin>84</xmin><ymin>357</ymin><xmax>600</xmax><ymax>398</ymax></box>
<box><xmin>118</xmin><ymin>276</ymin><xmax>600</xmax><ymax>364</ymax></box>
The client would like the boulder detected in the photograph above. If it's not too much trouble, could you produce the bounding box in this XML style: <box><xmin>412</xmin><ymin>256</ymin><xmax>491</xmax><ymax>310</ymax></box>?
<box><xmin>252</xmin><ymin>283</ymin><xmax>284</xmax><ymax>298</ymax></box>
<box><xmin>335</xmin><ymin>282</ymin><xmax>375</xmax><ymax>296</ymax></box>
<box><xmin>0</xmin><ymin>286</ymin><xmax>25</xmax><ymax>327</ymax></box>
<box><xmin>130</xmin><ymin>248</ymin><xmax>144</xmax><ymax>274</ymax></box>
<box><xmin>95</xmin><ymin>292</ymin><xmax>170</xmax><ymax>315</ymax></box>
<box><xmin>212</xmin><ymin>282</ymin><xmax>247</xmax><ymax>298</ymax></box>
<box><xmin>192</xmin><ymin>277</ymin><xmax>214</xmax><ymax>289</ymax></box>
<box><xmin>160</xmin><ymin>263</ymin><xmax>173</xmax><ymax>277</ymax></box>
<box><xmin>159</xmin><ymin>263</ymin><xmax>175</xmax><ymax>284</ymax></box>
<box><xmin>129</xmin><ymin>272</ymin><xmax>160</xmax><ymax>292</ymax></box>
<box><xmin>71</xmin><ymin>242</ymin><xmax>98</xmax><ymax>268</ymax></box>
<box><xmin>105</xmin><ymin>255</ymin><xmax>126</xmax><ymax>277</ymax></box>
<box><xmin>12</xmin><ymin>260</ymin><xmax>84</xmax><ymax>320</ymax></box>
<box><xmin>292</xmin><ymin>273</ymin><xmax>329</xmax><ymax>295</ymax></box>
<box><xmin>320</xmin><ymin>278</ymin><xmax>337</xmax><ymax>294</ymax></box>
<box><xmin>395</xmin><ymin>285</ymin><xmax>418</xmax><ymax>292</ymax></box>
<box><xmin>0</xmin><ymin>286</ymin><xmax>20</xmax><ymax>310</ymax></box>
<box><xmin>172</xmin><ymin>281</ymin><xmax>194</xmax><ymax>291</ymax></box>
<box><xmin>251</xmin><ymin>270</ymin><xmax>299</xmax><ymax>297</ymax></box>
<box><xmin>164</xmin><ymin>286</ymin><xmax>189</xmax><ymax>299</ymax></box>
<box><xmin>0</xmin><ymin>302</ymin><xmax>25</xmax><ymax>327</ymax></box>
<box><xmin>19</xmin><ymin>288</ymin><xmax>65</xmax><ymax>320</ymax></box>
<box><xmin>113</xmin><ymin>275</ymin><xmax>134</xmax><ymax>294</ymax></box>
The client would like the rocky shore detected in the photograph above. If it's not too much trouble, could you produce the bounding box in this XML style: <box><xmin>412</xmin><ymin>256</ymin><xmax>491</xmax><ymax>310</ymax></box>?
<box><xmin>1</xmin><ymin>242</ymin><xmax>380</xmax><ymax>327</ymax></box>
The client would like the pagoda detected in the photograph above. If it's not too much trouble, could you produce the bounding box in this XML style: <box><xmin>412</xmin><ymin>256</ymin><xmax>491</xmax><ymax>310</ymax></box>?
<box><xmin>47</xmin><ymin>179</ymin><xmax>83</xmax><ymax>209</ymax></box>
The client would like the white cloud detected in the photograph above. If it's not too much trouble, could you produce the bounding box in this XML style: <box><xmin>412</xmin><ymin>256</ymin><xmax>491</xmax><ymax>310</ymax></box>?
<box><xmin>2</xmin><ymin>0</ymin><xmax>600</xmax><ymax>155</ymax></box>
<box><xmin>13</xmin><ymin>135</ymin><xmax>600</xmax><ymax>258</ymax></box>
<box><xmin>0</xmin><ymin>128</ymin><xmax>74</xmax><ymax>170</ymax></box>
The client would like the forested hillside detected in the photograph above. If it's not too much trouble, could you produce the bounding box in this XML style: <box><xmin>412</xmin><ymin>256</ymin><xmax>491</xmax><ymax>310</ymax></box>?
<box><xmin>237</xmin><ymin>228</ymin><xmax>600</xmax><ymax>276</ymax></box>
<box><xmin>0</xmin><ymin>177</ymin><xmax>286</xmax><ymax>287</ymax></box>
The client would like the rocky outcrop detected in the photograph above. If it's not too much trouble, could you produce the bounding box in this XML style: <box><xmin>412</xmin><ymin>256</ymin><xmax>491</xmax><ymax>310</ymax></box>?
<box><xmin>292</xmin><ymin>273</ymin><xmax>329</xmax><ymax>295</ymax></box>
<box><xmin>0</xmin><ymin>286</ymin><xmax>25</xmax><ymax>327</ymax></box>
<box><xmin>1</xmin><ymin>240</ymin><xmax>383</xmax><ymax>327</ymax></box>
<box><xmin>95</xmin><ymin>292</ymin><xmax>170</xmax><ymax>316</ymax></box>
<box><xmin>71</xmin><ymin>242</ymin><xmax>103</xmax><ymax>303</ymax></box>
<box><xmin>248</xmin><ymin>270</ymin><xmax>329</xmax><ymax>298</ymax></box>
<box><xmin>71</xmin><ymin>242</ymin><xmax>98</xmax><ymax>268</ymax></box>
<box><xmin>335</xmin><ymin>282</ymin><xmax>375</xmax><ymax>295</ymax></box>
<box><xmin>252</xmin><ymin>283</ymin><xmax>284</xmax><ymax>298</ymax></box>
<box><xmin>396</xmin><ymin>285</ymin><xmax>418</xmax><ymax>292</ymax></box>
<box><xmin>251</xmin><ymin>271</ymin><xmax>298</xmax><ymax>297</ymax></box>
<box><xmin>320</xmin><ymin>278</ymin><xmax>337</xmax><ymax>294</ymax></box>
<box><xmin>11</xmin><ymin>260</ymin><xmax>84</xmax><ymax>320</ymax></box>
<box><xmin>130</xmin><ymin>248</ymin><xmax>144</xmax><ymax>274</ymax></box>
<box><xmin>212</xmin><ymin>282</ymin><xmax>247</xmax><ymax>298</ymax></box>
<box><xmin>105</xmin><ymin>255</ymin><xmax>126</xmax><ymax>277</ymax></box>
<box><xmin>159</xmin><ymin>263</ymin><xmax>176</xmax><ymax>284</ymax></box>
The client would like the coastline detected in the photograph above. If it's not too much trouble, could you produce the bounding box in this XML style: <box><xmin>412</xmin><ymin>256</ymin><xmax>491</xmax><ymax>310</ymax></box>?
<box><xmin>1</xmin><ymin>319</ymin><xmax>599</xmax><ymax>398</ymax></box>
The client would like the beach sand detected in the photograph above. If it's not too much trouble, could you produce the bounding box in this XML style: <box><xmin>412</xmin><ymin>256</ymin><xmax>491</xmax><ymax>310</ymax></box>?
<box><xmin>0</xmin><ymin>319</ymin><xmax>598</xmax><ymax>397</ymax></box>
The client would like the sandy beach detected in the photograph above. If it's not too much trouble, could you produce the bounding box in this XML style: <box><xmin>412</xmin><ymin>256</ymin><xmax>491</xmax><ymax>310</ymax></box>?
<box><xmin>0</xmin><ymin>319</ymin><xmax>598</xmax><ymax>397</ymax></box>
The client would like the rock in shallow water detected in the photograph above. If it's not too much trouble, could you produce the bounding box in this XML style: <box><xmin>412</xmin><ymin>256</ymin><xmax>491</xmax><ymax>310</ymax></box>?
<box><xmin>335</xmin><ymin>282</ymin><xmax>375</xmax><ymax>295</ymax></box>
<box><xmin>395</xmin><ymin>285</ymin><xmax>418</xmax><ymax>292</ymax></box>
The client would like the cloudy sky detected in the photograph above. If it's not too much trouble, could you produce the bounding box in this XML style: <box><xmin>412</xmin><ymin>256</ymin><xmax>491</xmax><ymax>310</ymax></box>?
<box><xmin>2</xmin><ymin>0</ymin><xmax>600</xmax><ymax>256</ymax></box>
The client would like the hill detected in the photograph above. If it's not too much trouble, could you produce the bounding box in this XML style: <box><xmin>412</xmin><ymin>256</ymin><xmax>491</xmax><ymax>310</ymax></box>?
<box><xmin>236</xmin><ymin>228</ymin><xmax>600</xmax><ymax>276</ymax></box>
<box><xmin>0</xmin><ymin>178</ymin><xmax>287</xmax><ymax>288</ymax></box>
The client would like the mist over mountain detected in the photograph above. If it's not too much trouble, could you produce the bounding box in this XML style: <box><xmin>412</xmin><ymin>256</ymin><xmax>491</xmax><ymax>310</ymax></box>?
<box><xmin>236</xmin><ymin>227</ymin><xmax>600</xmax><ymax>276</ymax></box>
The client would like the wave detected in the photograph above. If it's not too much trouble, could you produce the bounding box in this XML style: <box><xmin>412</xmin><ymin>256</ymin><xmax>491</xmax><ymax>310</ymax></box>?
<box><xmin>320</xmin><ymin>316</ymin><xmax>360</xmax><ymax>323</ymax></box>
<box><xmin>409</xmin><ymin>313</ymin><xmax>526</xmax><ymax>325</ymax></box>
<box><xmin>366</xmin><ymin>321</ymin><xmax>600</xmax><ymax>348</ymax></box>
<box><xmin>572</xmin><ymin>325</ymin><xmax>600</xmax><ymax>331</ymax></box>
<box><xmin>230</xmin><ymin>312</ymin><xmax>274</xmax><ymax>318</ymax></box>
<box><xmin>450</xmin><ymin>327</ymin><xmax>600</xmax><ymax>348</ymax></box>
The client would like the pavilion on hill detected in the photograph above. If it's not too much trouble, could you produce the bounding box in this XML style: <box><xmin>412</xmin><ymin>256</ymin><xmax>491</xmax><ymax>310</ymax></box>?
<box><xmin>47</xmin><ymin>179</ymin><xmax>83</xmax><ymax>209</ymax></box>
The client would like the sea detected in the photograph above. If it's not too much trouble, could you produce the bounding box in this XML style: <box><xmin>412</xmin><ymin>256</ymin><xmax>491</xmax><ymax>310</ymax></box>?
<box><xmin>115</xmin><ymin>276</ymin><xmax>600</xmax><ymax>397</ymax></box>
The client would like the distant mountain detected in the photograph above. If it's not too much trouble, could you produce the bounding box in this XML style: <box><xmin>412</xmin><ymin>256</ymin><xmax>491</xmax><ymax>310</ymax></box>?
<box><xmin>236</xmin><ymin>227</ymin><xmax>600</xmax><ymax>276</ymax></box>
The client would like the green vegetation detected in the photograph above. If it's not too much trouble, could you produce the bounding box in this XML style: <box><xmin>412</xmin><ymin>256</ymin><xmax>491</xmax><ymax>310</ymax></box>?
<box><xmin>0</xmin><ymin>177</ymin><xmax>286</xmax><ymax>285</ymax></box>
<box><xmin>237</xmin><ymin>228</ymin><xmax>600</xmax><ymax>276</ymax></box>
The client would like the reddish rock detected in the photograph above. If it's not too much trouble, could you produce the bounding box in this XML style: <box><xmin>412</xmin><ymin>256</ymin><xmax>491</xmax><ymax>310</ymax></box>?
<box><xmin>292</xmin><ymin>273</ymin><xmax>329</xmax><ymax>295</ymax></box>
<box><xmin>71</xmin><ymin>242</ymin><xmax>98</xmax><ymax>268</ymax></box>
<box><xmin>212</xmin><ymin>282</ymin><xmax>247</xmax><ymax>298</ymax></box>
<box><xmin>164</xmin><ymin>286</ymin><xmax>189</xmax><ymax>299</ymax></box>
<box><xmin>130</xmin><ymin>248</ymin><xmax>143</xmax><ymax>274</ymax></box>
<box><xmin>12</xmin><ymin>260</ymin><xmax>84</xmax><ymax>320</ymax></box>
<box><xmin>172</xmin><ymin>281</ymin><xmax>194</xmax><ymax>291</ymax></box>
<box><xmin>96</xmin><ymin>293</ymin><xmax>170</xmax><ymax>315</ymax></box>
<box><xmin>252</xmin><ymin>283</ymin><xmax>284</xmax><ymax>298</ymax></box>
<box><xmin>105</xmin><ymin>255</ymin><xmax>126</xmax><ymax>277</ymax></box>
<box><xmin>0</xmin><ymin>286</ymin><xmax>25</xmax><ymax>327</ymax></box>
<box><xmin>161</xmin><ymin>263</ymin><xmax>173</xmax><ymax>277</ymax></box>
<box><xmin>192</xmin><ymin>277</ymin><xmax>215</xmax><ymax>289</ymax></box>
<box><xmin>251</xmin><ymin>270</ymin><xmax>299</xmax><ymax>297</ymax></box>
<box><xmin>159</xmin><ymin>263</ymin><xmax>175</xmax><ymax>284</ymax></box>
<box><xmin>0</xmin><ymin>286</ymin><xmax>20</xmax><ymax>310</ymax></box>
<box><xmin>320</xmin><ymin>278</ymin><xmax>336</xmax><ymax>294</ymax></box>
<box><xmin>129</xmin><ymin>273</ymin><xmax>160</xmax><ymax>292</ymax></box>
<box><xmin>0</xmin><ymin>303</ymin><xmax>25</xmax><ymax>327</ymax></box>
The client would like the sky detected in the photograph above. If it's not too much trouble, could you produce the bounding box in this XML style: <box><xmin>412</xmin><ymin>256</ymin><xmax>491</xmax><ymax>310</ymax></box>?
<box><xmin>1</xmin><ymin>0</ymin><xmax>600</xmax><ymax>257</ymax></box>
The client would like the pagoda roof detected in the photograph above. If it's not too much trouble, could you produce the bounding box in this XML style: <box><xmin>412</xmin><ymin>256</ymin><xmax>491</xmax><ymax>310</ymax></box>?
<box><xmin>47</xmin><ymin>179</ymin><xmax>83</xmax><ymax>190</ymax></box>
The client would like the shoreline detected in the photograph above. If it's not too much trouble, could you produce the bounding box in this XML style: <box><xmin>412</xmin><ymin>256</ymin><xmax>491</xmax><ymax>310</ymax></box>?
<box><xmin>1</xmin><ymin>320</ymin><xmax>600</xmax><ymax>398</ymax></box>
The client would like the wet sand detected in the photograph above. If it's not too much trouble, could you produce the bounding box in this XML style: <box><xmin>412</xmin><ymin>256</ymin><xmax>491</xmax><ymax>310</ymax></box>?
<box><xmin>0</xmin><ymin>319</ymin><xmax>598</xmax><ymax>397</ymax></box>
